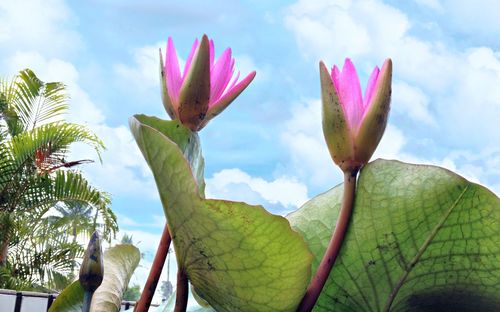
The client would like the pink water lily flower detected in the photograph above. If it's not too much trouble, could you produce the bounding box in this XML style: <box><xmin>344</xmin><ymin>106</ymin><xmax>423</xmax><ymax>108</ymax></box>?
<box><xmin>160</xmin><ymin>35</ymin><xmax>256</xmax><ymax>131</ymax></box>
<box><xmin>320</xmin><ymin>58</ymin><xmax>392</xmax><ymax>173</ymax></box>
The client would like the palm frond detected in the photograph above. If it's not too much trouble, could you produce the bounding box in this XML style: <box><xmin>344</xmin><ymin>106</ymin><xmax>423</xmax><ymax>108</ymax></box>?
<box><xmin>0</xmin><ymin>121</ymin><xmax>105</xmax><ymax>201</ymax></box>
<box><xmin>1</xmin><ymin>68</ymin><xmax>116</xmax><ymax>291</ymax></box>
<box><xmin>7</xmin><ymin>217</ymin><xmax>83</xmax><ymax>290</ymax></box>
<box><xmin>9</xmin><ymin>121</ymin><xmax>104</xmax><ymax>165</ymax></box>
<box><xmin>0</xmin><ymin>76</ymin><xmax>23</xmax><ymax>136</ymax></box>
<box><xmin>13</xmin><ymin>69</ymin><xmax>68</xmax><ymax>131</ymax></box>
<box><xmin>20</xmin><ymin>171</ymin><xmax>117</xmax><ymax>240</ymax></box>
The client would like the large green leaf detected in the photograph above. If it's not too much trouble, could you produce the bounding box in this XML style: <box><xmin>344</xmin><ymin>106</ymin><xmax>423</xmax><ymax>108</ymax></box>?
<box><xmin>130</xmin><ymin>115</ymin><xmax>312</xmax><ymax>312</ymax></box>
<box><xmin>48</xmin><ymin>244</ymin><xmax>140</xmax><ymax>312</ymax></box>
<box><xmin>90</xmin><ymin>244</ymin><xmax>140</xmax><ymax>311</ymax></box>
<box><xmin>48</xmin><ymin>281</ymin><xmax>85</xmax><ymax>312</ymax></box>
<box><xmin>132</xmin><ymin>115</ymin><xmax>205</xmax><ymax>196</ymax></box>
<box><xmin>288</xmin><ymin>159</ymin><xmax>500</xmax><ymax>311</ymax></box>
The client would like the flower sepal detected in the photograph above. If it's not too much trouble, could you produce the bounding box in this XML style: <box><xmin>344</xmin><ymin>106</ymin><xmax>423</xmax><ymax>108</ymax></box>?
<box><xmin>320</xmin><ymin>61</ymin><xmax>356</xmax><ymax>173</ymax></box>
<box><xmin>354</xmin><ymin>59</ymin><xmax>392</xmax><ymax>164</ymax></box>
<box><xmin>177</xmin><ymin>35</ymin><xmax>211</xmax><ymax>131</ymax></box>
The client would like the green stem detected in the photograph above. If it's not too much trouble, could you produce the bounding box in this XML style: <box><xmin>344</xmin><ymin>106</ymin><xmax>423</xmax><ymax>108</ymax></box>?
<box><xmin>174</xmin><ymin>269</ymin><xmax>188</xmax><ymax>312</ymax></box>
<box><xmin>83</xmin><ymin>290</ymin><xmax>92</xmax><ymax>312</ymax></box>
<box><xmin>297</xmin><ymin>170</ymin><xmax>358</xmax><ymax>312</ymax></box>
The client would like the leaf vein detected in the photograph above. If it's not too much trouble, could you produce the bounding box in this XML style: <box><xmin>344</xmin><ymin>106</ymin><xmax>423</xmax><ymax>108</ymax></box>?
<box><xmin>382</xmin><ymin>184</ymin><xmax>470</xmax><ymax>311</ymax></box>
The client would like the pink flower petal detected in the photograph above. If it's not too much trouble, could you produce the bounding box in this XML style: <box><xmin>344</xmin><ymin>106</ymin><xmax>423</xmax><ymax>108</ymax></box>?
<box><xmin>182</xmin><ymin>38</ymin><xmax>199</xmax><ymax>80</ymax></box>
<box><xmin>165</xmin><ymin>37</ymin><xmax>182</xmax><ymax>106</ymax></box>
<box><xmin>210</xmin><ymin>48</ymin><xmax>233</xmax><ymax>103</ymax></box>
<box><xmin>331</xmin><ymin>65</ymin><xmax>341</xmax><ymax>92</ymax></box>
<box><xmin>338</xmin><ymin>58</ymin><xmax>363</xmax><ymax>129</ymax></box>
<box><xmin>224</xmin><ymin>70</ymin><xmax>240</xmax><ymax>99</ymax></box>
<box><xmin>359</xmin><ymin>59</ymin><xmax>391</xmax><ymax>125</ymax></box>
<box><xmin>219</xmin><ymin>58</ymin><xmax>236</xmax><ymax>95</ymax></box>
<box><xmin>363</xmin><ymin>66</ymin><xmax>380</xmax><ymax>110</ymax></box>
<box><xmin>209</xmin><ymin>71</ymin><xmax>256</xmax><ymax>110</ymax></box>
<box><xmin>209</xmin><ymin>39</ymin><xmax>215</xmax><ymax>69</ymax></box>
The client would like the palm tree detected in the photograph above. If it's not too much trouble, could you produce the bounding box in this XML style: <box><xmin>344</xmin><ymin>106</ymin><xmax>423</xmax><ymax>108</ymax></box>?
<box><xmin>50</xmin><ymin>201</ymin><xmax>100</xmax><ymax>244</ymax></box>
<box><xmin>0</xmin><ymin>69</ymin><xmax>117</xmax><ymax>289</ymax></box>
<box><xmin>8</xmin><ymin>215</ymin><xmax>85</xmax><ymax>290</ymax></box>
<box><xmin>121</xmin><ymin>233</ymin><xmax>134</xmax><ymax>244</ymax></box>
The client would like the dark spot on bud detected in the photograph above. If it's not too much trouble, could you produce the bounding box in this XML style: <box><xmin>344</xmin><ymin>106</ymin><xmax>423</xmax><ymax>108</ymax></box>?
<box><xmin>376</xmin><ymin>114</ymin><xmax>385</xmax><ymax>125</ymax></box>
<box><xmin>199</xmin><ymin>112</ymin><xmax>206</xmax><ymax>120</ymax></box>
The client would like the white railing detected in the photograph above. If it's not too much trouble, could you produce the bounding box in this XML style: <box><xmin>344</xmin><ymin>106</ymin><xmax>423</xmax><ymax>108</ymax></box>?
<box><xmin>0</xmin><ymin>289</ymin><xmax>157</xmax><ymax>311</ymax></box>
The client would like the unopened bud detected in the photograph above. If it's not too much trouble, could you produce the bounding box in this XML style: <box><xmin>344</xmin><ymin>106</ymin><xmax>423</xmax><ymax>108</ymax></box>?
<box><xmin>321</xmin><ymin>58</ymin><xmax>392</xmax><ymax>173</ymax></box>
<box><xmin>79</xmin><ymin>231</ymin><xmax>104</xmax><ymax>293</ymax></box>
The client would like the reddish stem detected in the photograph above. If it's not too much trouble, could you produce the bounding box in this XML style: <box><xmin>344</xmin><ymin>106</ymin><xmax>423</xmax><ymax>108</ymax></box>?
<box><xmin>297</xmin><ymin>170</ymin><xmax>358</xmax><ymax>312</ymax></box>
<box><xmin>174</xmin><ymin>269</ymin><xmax>188</xmax><ymax>312</ymax></box>
<box><xmin>135</xmin><ymin>224</ymin><xmax>172</xmax><ymax>312</ymax></box>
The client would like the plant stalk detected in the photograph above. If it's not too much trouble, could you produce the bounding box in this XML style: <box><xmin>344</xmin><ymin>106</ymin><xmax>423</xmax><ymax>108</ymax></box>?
<box><xmin>83</xmin><ymin>290</ymin><xmax>92</xmax><ymax>312</ymax></box>
<box><xmin>135</xmin><ymin>224</ymin><xmax>172</xmax><ymax>312</ymax></box>
<box><xmin>174</xmin><ymin>269</ymin><xmax>189</xmax><ymax>312</ymax></box>
<box><xmin>297</xmin><ymin>170</ymin><xmax>358</xmax><ymax>312</ymax></box>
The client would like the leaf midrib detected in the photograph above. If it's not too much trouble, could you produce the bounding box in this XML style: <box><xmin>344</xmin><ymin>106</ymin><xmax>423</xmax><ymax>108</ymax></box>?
<box><xmin>382</xmin><ymin>184</ymin><xmax>470</xmax><ymax>311</ymax></box>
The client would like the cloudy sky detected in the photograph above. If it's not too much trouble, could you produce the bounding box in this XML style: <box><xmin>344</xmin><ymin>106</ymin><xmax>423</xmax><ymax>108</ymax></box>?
<box><xmin>1</xmin><ymin>0</ymin><xmax>499</xmax><ymax>302</ymax></box>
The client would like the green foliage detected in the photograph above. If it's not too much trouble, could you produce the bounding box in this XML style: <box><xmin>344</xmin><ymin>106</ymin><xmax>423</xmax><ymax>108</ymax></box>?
<box><xmin>123</xmin><ymin>283</ymin><xmax>141</xmax><ymax>301</ymax></box>
<box><xmin>0</xmin><ymin>69</ymin><xmax>117</xmax><ymax>291</ymax></box>
<box><xmin>288</xmin><ymin>159</ymin><xmax>500</xmax><ymax>311</ymax></box>
<box><xmin>8</xmin><ymin>216</ymin><xmax>84</xmax><ymax>290</ymax></box>
<box><xmin>130</xmin><ymin>115</ymin><xmax>312</xmax><ymax>312</ymax></box>
<box><xmin>49</xmin><ymin>244</ymin><xmax>141</xmax><ymax>312</ymax></box>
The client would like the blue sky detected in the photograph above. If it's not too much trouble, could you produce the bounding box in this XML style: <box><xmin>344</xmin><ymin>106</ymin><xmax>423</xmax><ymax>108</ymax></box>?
<box><xmin>1</xmin><ymin>0</ymin><xmax>499</xmax><ymax>301</ymax></box>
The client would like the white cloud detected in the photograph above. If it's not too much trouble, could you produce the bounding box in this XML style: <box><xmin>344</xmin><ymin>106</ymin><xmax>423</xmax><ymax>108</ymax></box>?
<box><xmin>285</xmin><ymin>0</ymin><xmax>408</xmax><ymax>63</ymax></box>
<box><xmin>372</xmin><ymin>124</ymin><xmax>407</xmax><ymax>160</ymax></box>
<box><xmin>284</xmin><ymin>0</ymin><xmax>500</xmax><ymax>154</ymax></box>
<box><xmin>6</xmin><ymin>51</ymin><xmax>106</xmax><ymax>124</ymax></box>
<box><xmin>69</xmin><ymin>124</ymin><xmax>158</xmax><ymax>199</ymax></box>
<box><xmin>0</xmin><ymin>0</ymin><xmax>82</xmax><ymax>56</ymax></box>
<box><xmin>280</xmin><ymin>99</ymin><xmax>339</xmax><ymax>188</ymax></box>
<box><xmin>392</xmin><ymin>81</ymin><xmax>436</xmax><ymax>126</ymax></box>
<box><xmin>279</xmin><ymin>99</ymin><xmax>409</xmax><ymax>189</ymax></box>
<box><xmin>206</xmin><ymin>168</ymin><xmax>309</xmax><ymax>211</ymax></box>
<box><xmin>439</xmin><ymin>0</ymin><xmax>500</xmax><ymax>42</ymax></box>
<box><xmin>3</xmin><ymin>51</ymin><xmax>158</xmax><ymax>199</ymax></box>
<box><xmin>114</xmin><ymin>228</ymin><xmax>177</xmax><ymax>304</ymax></box>
<box><xmin>285</xmin><ymin>0</ymin><xmax>371</xmax><ymax>62</ymax></box>
<box><xmin>277</xmin><ymin>96</ymin><xmax>499</xmax><ymax>196</ymax></box>
<box><xmin>114</xmin><ymin>42</ymin><xmax>164</xmax><ymax>90</ymax></box>
<box><xmin>117</xmin><ymin>229</ymin><xmax>163</xmax><ymax>256</ymax></box>
<box><xmin>113</xmin><ymin>41</ymin><xmax>266</xmax><ymax>95</ymax></box>
<box><xmin>438</xmin><ymin>47</ymin><xmax>500</xmax><ymax>146</ymax></box>
<box><xmin>234</xmin><ymin>54</ymin><xmax>269</xmax><ymax>82</ymax></box>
